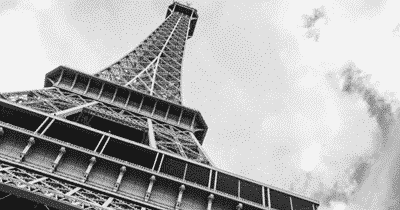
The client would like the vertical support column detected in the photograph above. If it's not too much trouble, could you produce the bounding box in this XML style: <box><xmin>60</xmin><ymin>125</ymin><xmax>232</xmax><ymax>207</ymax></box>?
<box><xmin>114</xmin><ymin>166</ymin><xmax>126</xmax><ymax>192</ymax></box>
<box><xmin>151</xmin><ymin>101</ymin><xmax>157</xmax><ymax>116</ymax></box>
<box><xmin>40</xmin><ymin>118</ymin><xmax>55</xmax><ymax>135</ymax></box>
<box><xmin>175</xmin><ymin>184</ymin><xmax>185</xmax><ymax>210</ymax></box>
<box><xmin>51</xmin><ymin>147</ymin><xmax>66</xmax><ymax>172</ymax></box>
<box><xmin>157</xmin><ymin>154</ymin><xmax>165</xmax><ymax>173</ymax></box>
<box><xmin>94</xmin><ymin>134</ymin><xmax>106</xmax><ymax>153</ymax></box>
<box><xmin>262</xmin><ymin>186</ymin><xmax>266</xmax><ymax>207</ymax></box>
<box><xmin>0</xmin><ymin>127</ymin><xmax>4</xmax><ymax>136</ymax></box>
<box><xmin>267</xmin><ymin>188</ymin><xmax>272</xmax><ymax>210</ymax></box>
<box><xmin>147</xmin><ymin>119</ymin><xmax>157</xmax><ymax>148</ymax></box>
<box><xmin>151</xmin><ymin>152</ymin><xmax>160</xmax><ymax>171</ymax></box>
<box><xmin>177</xmin><ymin>109</ymin><xmax>183</xmax><ymax>125</ymax></box>
<box><xmin>145</xmin><ymin>175</ymin><xmax>156</xmax><ymax>202</ymax></box>
<box><xmin>236</xmin><ymin>203</ymin><xmax>243</xmax><ymax>210</ymax></box>
<box><xmin>208</xmin><ymin>169</ymin><xmax>212</xmax><ymax>189</ymax></box>
<box><xmin>111</xmin><ymin>88</ymin><xmax>118</xmax><ymax>103</ymax></box>
<box><xmin>290</xmin><ymin>197</ymin><xmax>294</xmax><ymax>210</ymax></box>
<box><xmin>190</xmin><ymin>113</ymin><xmax>196</xmax><ymax>130</ymax></box>
<box><xmin>207</xmin><ymin>194</ymin><xmax>214</xmax><ymax>210</ymax></box>
<box><xmin>213</xmin><ymin>171</ymin><xmax>218</xmax><ymax>190</ymax></box>
<box><xmin>34</xmin><ymin>117</ymin><xmax>49</xmax><ymax>134</ymax></box>
<box><xmin>83</xmin><ymin>157</ymin><xmax>96</xmax><ymax>182</ymax></box>
<box><xmin>138</xmin><ymin>97</ymin><xmax>144</xmax><ymax>112</ymax></box>
<box><xmin>70</xmin><ymin>73</ymin><xmax>78</xmax><ymax>90</ymax></box>
<box><xmin>97</xmin><ymin>83</ymin><xmax>105</xmax><ymax>99</ymax></box>
<box><xmin>99</xmin><ymin>133</ymin><xmax>111</xmax><ymax>154</ymax></box>
<box><xmin>164</xmin><ymin>105</ymin><xmax>170</xmax><ymax>120</ymax></box>
<box><xmin>313</xmin><ymin>204</ymin><xmax>316</xmax><ymax>210</ymax></box>
<box><xmin>84</xmin><ymin>78</ymin><xmax>91</xmax><ymax>94</ymax></box>
<box><xmin>124</xmin><ymin>92</ymin><xmax>131</xmax><ymax>108</ymax></box>
<box><xmin>238</xmin><ymin>180</ymin><xmax>241</xmax><ymax>198</ymax></box>
<box><xmin>19</xmin><ymin>137</ymin><xmax>35</xmax><ymax>162</ymax></box>
<box><xmin>182</xmin><ymin>163</ymin><xmax>188</xmax><ymax>180</ymax></box>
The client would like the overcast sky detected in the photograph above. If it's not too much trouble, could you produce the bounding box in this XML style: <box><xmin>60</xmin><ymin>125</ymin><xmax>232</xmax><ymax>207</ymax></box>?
<box><xmin>1</xmin><ymin>1</ymin><xmax>400</xmax><ymax>210</ymax></box>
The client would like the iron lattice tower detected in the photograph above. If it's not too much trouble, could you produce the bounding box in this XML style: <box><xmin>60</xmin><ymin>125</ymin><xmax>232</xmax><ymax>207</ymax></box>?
<box><xmin>0</xmin><ymin>2</ymin><xmax>319</xmax><ymax>210</ymax></box>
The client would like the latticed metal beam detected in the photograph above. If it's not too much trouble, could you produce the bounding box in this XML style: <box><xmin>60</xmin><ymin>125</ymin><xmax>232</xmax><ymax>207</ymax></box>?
<box><xmin>0</xmin><ymin>88</ymin><xmax>94</xmax><ymax>114</ymax></box>
<box><xmin>45</xmin><ymin>67</ymin><xmax>208</xmax><ymax>143</ymax></box>
<box><xmin>0</xmin><ymin>162</ymin><xmax>155</xmax><ymax>210</ymax></box>
<box><xmin>94</xmin><ymin>7</ymin><xmax>195</xmax><ymax>105</ymax></box>
<box><xmin>0</xmin><ymin>86</ymin><xmax>212</xmax><ymax>165</ymax></box>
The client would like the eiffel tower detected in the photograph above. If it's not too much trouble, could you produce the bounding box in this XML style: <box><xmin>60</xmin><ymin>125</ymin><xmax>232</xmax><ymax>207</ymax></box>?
<box><xmin>0</xmin><ymin>2</ymin><xmax>320</xmax><ymax>210</ymax></box>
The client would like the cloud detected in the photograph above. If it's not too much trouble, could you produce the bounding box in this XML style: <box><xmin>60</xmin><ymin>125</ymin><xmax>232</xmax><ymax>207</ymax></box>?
<box><xmin>275</xmin><ymin>1</ymin><xmax>400</xmax><ymax>208</ymax></box>
<box><xmin>30</xmin><ymin>0</ymin><xmax>53</xmax><ymax>10</ymax></box>
<box><xmin>0</xmin><ymin>0</ymin><xmax>17</xmax><ymax>13</ymax></box>
<box><xmin>339</xmin><ymin>63</ymin><xmax>400</xmax><ymax>210</ymax></box>
<box><xmin>0</xmin><ymin>4</ymin><xmax>52</xmax><ymax>93</ymax></box>
<box><xmin>302</xmin><ymin>61</ymin><xmax>400</xmax><ymax>210</ymax></box>
<box><xmin>319</xmin><ymin>183</ymin><xmax>350</xmax><ymax>206</ymax></box>
<box><xmin>341</xmin><ymin>62</ymin><xmax>394</xmax><ymax>146</ymax></box>
<box><xmin>286</xmin><ymin>59</ymin><xmax>400</xmax><ymax>209</ymax></box>
<box><xmin>349</xmin><ymin>158</ymin><xmax>371</xmax><ymax>187</ymax></box>
<box><xmin>303</xmin><ymin>6</ymin><xmax>326</xmax><ymax>41</ymax></box>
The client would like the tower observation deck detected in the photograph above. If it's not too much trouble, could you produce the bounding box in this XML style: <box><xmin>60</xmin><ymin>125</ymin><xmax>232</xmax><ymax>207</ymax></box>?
<box><xmin>0</xmin><ymin>2</ymin><xmax>320</xmax><ymax>210</ymax></box>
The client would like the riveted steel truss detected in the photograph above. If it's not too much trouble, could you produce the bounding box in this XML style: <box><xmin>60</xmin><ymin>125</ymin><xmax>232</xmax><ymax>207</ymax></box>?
<box><xmin>86</xmin><ymin>102</ymin><xmax>211</xmax><ymax>164</ymax></box>
<box><xmin>0</xmin><ymin>99</ymin><xmax>320</xmax><ymax>210</ymax></box>
<box><xmin>0</xmin><ymin>87</ymin><xmax>212</xmax><ymax>165</ymax></box>
<box><xmin>0</xmin><ymin>162</ymin><xmax>153</xmax><ymax>210</ymax></box>
<box><xmin>86</xmin><ymin>102</ymin><xmax>149</xmax><ymax>132</ymax></box>
<box><xmin>152</xmin><ymin>120</ymin><xmax>211</xmax><ymax>165</ymax></box>
<box><xmin>94</xmin><ymin>11</ymin><xmax>192</xmax><ymax>104</ymax></box>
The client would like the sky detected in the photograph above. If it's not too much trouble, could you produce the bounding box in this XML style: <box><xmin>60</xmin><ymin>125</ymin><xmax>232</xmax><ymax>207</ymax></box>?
<box><xmin>0</xmin><ymin>0</ymin><xmax>400</xmax><ymax>209</ymax></box>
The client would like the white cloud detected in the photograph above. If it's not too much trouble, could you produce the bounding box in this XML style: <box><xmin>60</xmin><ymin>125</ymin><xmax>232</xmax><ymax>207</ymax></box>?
<box><xmin>0</xmin><ymin>6</ymin><xmax>51</xmax><ymax>92</ymax></box>
<box><xmin>30</xmin><ymin>0</ymin><xmax>53</xmax><ymax>10</ymax></box>
<box><xmin>300</xmin><ymin>142</ymin><xmax>322</xmax><ymax>172</ymax></box>
<box><xmin>259</xmin><ymin>0</ymin><xmax>400</xmax><ymax>208</ymax></box>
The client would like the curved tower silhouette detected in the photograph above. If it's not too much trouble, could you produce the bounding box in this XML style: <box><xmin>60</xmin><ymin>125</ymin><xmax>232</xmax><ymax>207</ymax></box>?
<box><xmin>0</xmin><ymin>2</ymin><xmax>319</xmax><ymax>210</ymax></box>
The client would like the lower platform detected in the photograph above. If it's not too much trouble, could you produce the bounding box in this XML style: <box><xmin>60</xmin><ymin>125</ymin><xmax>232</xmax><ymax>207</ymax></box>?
<box><xmin>0</xmin><ymin>98</ymin><xmax>319</xmax><ymax>210</ymax></box>
<box><xmin>0</xmin><ymin>161</ymin><xmax>155</xmax><ymax>210</ymax></box>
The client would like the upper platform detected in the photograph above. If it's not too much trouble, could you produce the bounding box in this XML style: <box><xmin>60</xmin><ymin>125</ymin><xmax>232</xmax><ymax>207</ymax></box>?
<box><xmin>45</xmin><ymin>66</ymin><xmax>208</xmax><ymax>145</ymax></box>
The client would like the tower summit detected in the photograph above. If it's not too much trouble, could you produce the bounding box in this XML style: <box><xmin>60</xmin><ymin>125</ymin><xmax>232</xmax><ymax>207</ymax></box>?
<box><xmin>0</xmin><ymin>2</ymin><xmax>319</xmax><ymax>210</ymax></box>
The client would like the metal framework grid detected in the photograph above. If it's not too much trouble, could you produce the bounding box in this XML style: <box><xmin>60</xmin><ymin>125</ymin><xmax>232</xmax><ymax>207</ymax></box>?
<box><xmin>0</xmin><ymin>2</ymin><xmax>320</xmax><ymax>210</ymax></box>
<box><xmin>0</xmin><ymin>85</ymin><xmax>211</xmax><ymax>165</ymax></box>
<box><xmin>0</xmin><ymin>162</ymin><xmax>150</xmax><ymax>210</ymax></box>
<box><xmin>94</xmin><ymin>6</ymin><xmax>194</xmax><ymax>105</ymax></box>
